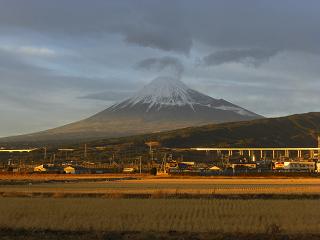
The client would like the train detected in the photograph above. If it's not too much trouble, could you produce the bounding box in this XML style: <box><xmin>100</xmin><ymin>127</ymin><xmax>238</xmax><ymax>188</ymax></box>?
<box><xmin>274</xmin><ymin>161</ymin><xmax>316</xmax><ymax>172</ymax></box>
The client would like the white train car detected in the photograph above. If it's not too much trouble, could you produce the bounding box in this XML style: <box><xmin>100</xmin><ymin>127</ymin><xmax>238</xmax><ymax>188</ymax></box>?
<box><xmin>283</xmin><ymin>161</ymin><xmax>315</xmax><ymax>172</ymax></box>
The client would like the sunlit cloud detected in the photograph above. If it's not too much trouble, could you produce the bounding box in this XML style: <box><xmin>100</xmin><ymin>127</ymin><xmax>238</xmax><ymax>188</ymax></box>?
<box><xmin>1</xmin><ymin>45</ymin><xmax>57</xmax><ymax>57</ymax></box>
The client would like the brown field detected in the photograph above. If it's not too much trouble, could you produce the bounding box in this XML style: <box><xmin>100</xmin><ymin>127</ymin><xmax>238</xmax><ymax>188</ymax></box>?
<box><xmin>1</xmin><ymin>197</ymin><xmax>320</xmax><ymax>240</ymax></box>
<box><xmin>0</xmin><ymin>173</ymin><xmax>144</xmax><ymax>181</ymax></box>
<box><xmin>1</xmin><ymin>173</ymin><xmax>319</xmax><ymax>181</ymax></box>
<box><xmin>0</xmin><ymin>175</ymin><xmax>320</xmax><ymax>197</ymax></box>
<box><xmin>0</xmin><ymin>197</ymin><xmax>320</xmax><ymax>234</ymax></box>
<box><xmin>1</xmin><ymin>175</ymin><xmax>320</xmax><ymax>239</ymax></box>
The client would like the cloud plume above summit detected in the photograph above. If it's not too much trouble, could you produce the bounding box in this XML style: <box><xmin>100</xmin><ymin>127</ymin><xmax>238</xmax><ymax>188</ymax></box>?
<box><xmin>135</xmin><ymin>57</ymin><xmax>184</xmax><ymax>78</ymax></box>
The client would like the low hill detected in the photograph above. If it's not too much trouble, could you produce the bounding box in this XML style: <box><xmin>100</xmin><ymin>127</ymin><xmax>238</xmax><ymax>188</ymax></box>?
<box><xmin>91</xmin><ymin>112</ymin><xmax>320</xmax><ymax>149</ymax></box>
<box><xmin>1</xmin><ymin>112</ymin><xmax>319</xmax><ymax>150</ymax></box>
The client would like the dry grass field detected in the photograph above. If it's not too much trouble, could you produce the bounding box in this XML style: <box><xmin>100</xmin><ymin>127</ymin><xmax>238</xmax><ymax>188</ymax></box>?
<box><xmin>0</xmin><ymin>173</ymin><xmax>142</xmax><ymax>181</ymax></box>
<box><xmin>1</xmin><ymin>177</ymin><xmax>320</xmax><ymax>197</ymax></box>
<box><xmin>1</xmin><ymin>175</ymin><xmax>320</xmax><ymax>239</ymax></box>
<box><xmin>0</xmin><ymin>197</ymin><xmax>319</xmax><ymax>235</ymax></box>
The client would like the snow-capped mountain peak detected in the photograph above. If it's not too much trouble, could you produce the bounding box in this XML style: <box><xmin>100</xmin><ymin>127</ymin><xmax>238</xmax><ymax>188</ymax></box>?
<box><xmin>110</xmin><ymin>76</ymin><xmax>260</xmax><ymax>118</ymax></box>
<box><xmin>119</xmin><ymin>76</ymin><xmax>196</xmax><ymax>110</ymax></box>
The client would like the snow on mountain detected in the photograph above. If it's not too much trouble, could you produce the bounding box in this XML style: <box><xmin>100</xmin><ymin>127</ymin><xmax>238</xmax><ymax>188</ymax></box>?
<box><xmin>113</xmin><ymin>76</ymin><xmax>195</xmax><ymax>111</ymax></box>
<box><xmin>111</xmin><ymin>76</ymin><xmax>255</xmax><ymax>117</ymax></box>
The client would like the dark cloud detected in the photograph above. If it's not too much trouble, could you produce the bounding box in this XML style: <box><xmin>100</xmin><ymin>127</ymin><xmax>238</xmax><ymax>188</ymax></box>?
<box><xmin>0</xmin><ymin>0</ymin><xmax>192</xmax><ymax>54</ymax></box>
<box><xmin>135</xmin><ymin>56</ymin><xmax>184</xmax><ymax>78</ymax></box>
<box><xmin>202</xmin><ymin>49</ymin><xmax>279</xmax><ymax>67</ymax></box>
<box><xmin>1</xmin><ymin>0</ymin><xmax>319</xmax><ymax>55</ymax></box>
<box><xmin>123</xmin><ymin>27</ymin><xmax>192</xmax><ymax>55</ymax></box>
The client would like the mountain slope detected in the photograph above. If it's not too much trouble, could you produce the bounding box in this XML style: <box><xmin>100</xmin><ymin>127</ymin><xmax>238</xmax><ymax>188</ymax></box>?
<box><xmin>111</xmin><ymin>76</ymin><xmax>255</xmax><ymax>114</ymax></box>
<box><xmin>92</xmin><ymin>112</ymin><xmax>320</xmax><ymax>149</ymax></box>
<box><xmin>0</xmin><ymin>77</ymin><xmax>263</xmax><ymax>143</ymax></box>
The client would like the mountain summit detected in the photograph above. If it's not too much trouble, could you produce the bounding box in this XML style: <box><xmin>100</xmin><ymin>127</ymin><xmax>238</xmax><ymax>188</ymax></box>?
<box><xmin>115</xmin><ymin>77</ymin><xmax>197</xmax><ymax>111</ymax></box>
<box><xmin>1</xmin><ymin>77</ymin><xmax>263</xmax><ymax>142</ymax></box>
<box><xmin>110</xmin><ymin>76</ymin><xmax>258</xmax><ymax>117</ymax></box>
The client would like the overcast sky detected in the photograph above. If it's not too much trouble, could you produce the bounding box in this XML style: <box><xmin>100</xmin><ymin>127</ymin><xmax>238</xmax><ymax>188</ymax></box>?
<box><xmin>0</xmin><ymin>0</ymin><xmax>319</xmax><ymax>137</ymax></box>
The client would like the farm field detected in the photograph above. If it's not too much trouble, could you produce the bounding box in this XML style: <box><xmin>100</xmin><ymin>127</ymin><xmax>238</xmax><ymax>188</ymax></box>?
<box><xmin>0</xmin><ymin>197</ymin><xmax>320</xmax><ymax>239</ymax></box>
<box><xmin>1</xmin><ymin>175</ymin><xmax>320</xmax><ymax>238</ymax></box>
<box><xmin>1</xmin><ymin>177</ymin><xmax>320</xmax><ymax>197</ymax></box>
<box><xmin>0</xmin><ymin>173</ymin><xmax>142</xmax><ymax>181</ymax></box>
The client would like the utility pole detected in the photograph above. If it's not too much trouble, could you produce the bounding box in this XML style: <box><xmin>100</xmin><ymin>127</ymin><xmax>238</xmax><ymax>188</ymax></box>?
<box><xmin>44</xmin><ymin>147</ymin><xmax>47</xmax><ymax>162</ymax></box>
<box><xmin>318</xmin><ymin>136</ymin><xmax>320</xmax><ymax>161</ymax></box>
<box><xmin>139</xmin><ymin>156</ymin><xmax>142</xmax><ymax>174</ymax></box>
<box><xmin>161</xmin><ymin>153</ymin><xmax>167</xmax><ymax>174</ymax></box>
<box><xmin>84</xmin><ymin>144</ymin><xmax>87</xmax><ymax>161</ymax></box>
<box><xmin>145</xmin><ymin>141</ymin><xmax>160</xmax><ymax>169</ymax></box>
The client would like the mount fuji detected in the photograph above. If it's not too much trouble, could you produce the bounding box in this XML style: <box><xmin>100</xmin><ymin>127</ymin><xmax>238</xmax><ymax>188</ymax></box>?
<box><xmin>1</xmin><ymin>77</ymin><xmax>263</xmax><ymax>143</ymax></box>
